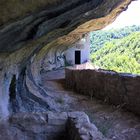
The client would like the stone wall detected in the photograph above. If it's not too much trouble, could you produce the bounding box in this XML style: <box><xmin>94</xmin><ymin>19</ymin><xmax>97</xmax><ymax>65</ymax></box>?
<box><xmin>67</xmin><ymin>112</ymin><xmax>105</xmax><ymax>140</ymax></box>
<box><xmin>65</xmin><ymin>68</ymin><xmax>140</xmax><ymax>116</ymax></box>
<box><xmin>0</xmin><ymin>111</ymin><xmax>104</xmax><ymax>140</ymax></box>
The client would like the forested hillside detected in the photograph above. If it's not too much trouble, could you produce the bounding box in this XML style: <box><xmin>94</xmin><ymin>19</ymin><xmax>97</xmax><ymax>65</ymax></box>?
<box><xmin>90</xmin><ymin>30</ymin><xmax>140</xmax><ymax>75</ymax></box>
<box><xmin>90</xmin><ymin>25</ymin><xmax>140</xmax><ymax>53</ymax></box>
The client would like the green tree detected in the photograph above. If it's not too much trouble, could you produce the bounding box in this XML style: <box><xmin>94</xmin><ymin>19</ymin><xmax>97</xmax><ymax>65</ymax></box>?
<box><xmin>91</xmin><ymin>32</ymin><xmax>140</xmax><ymax>75</ymax></box>
<box><xmin>90</xmin><ymin>25</ymin><xmax>140</xmax><ymax>53</ymax></box>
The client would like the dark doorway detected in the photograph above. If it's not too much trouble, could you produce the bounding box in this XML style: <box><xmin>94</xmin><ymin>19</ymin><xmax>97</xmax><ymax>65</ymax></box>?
<box><xmin>75</xmin><ymin>50</ymin><xmax>81</xmax><ymax>64</ymax></box>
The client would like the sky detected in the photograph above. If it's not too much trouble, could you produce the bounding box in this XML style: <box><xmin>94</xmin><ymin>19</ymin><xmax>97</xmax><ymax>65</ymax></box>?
<box><xmin>104</xmin><ymin>0</ymin><xmax>140</xmax><ymax>30</ymax></box>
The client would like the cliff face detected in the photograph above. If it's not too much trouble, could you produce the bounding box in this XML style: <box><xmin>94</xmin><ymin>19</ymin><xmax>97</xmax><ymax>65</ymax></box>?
<box><xmin>0</xmin><ymin>0</ymin><xmax>133</xmax><ymax>119</ymax></box>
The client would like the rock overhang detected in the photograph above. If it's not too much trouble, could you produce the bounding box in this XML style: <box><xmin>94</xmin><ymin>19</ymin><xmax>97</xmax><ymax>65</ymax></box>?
<box><xmin>0</xmin><ymin>0</ymin><xmax>134</xmax><ymax>119</ymax></box>
<box><xmin>0</xmin><ymin>0</ymin><xmax>133</xmax><ymax>53</ymax></box>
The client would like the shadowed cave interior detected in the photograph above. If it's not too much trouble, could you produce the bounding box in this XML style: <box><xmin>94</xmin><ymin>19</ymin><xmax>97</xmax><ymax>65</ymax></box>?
<box><xmin>0</xmin><ymin>0</ymin><xmax>139</xmax><ymax>140</ymax></box>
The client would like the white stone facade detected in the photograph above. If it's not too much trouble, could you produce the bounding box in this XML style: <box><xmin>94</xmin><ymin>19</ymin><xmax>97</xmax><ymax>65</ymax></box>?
<box><xmin>65</xmin><ymin>34</ymin><xmax>90</xmax><ymax>65</ymax></box>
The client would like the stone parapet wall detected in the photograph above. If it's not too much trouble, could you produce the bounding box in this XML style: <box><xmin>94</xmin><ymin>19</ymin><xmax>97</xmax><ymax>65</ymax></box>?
<box><xmin>65</xmin><ymin>68</ymin><xmax>140</xmax><ymax>116</ymax></box>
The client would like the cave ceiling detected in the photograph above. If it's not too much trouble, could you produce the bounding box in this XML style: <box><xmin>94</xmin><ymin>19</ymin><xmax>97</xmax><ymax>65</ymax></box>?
<box><xmin>0</xmin><ymin>0</ymin><xmax>133</xmax><ymax>53</ymax></box>
<box><xmin>0</xmin><ymin>0</ymin><xmax>134</xmax><ymax>119</ymax></box>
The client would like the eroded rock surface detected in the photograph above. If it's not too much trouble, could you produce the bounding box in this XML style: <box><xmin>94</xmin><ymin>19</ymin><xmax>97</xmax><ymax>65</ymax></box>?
<box><xmin>0</xmin><ymin>0</ymin><xmax>133</xmax><ymax>119</ymax></box>
<box><xmin>0</xmin><ymin>0</ymin><xmax>138</xmax><ymax>139</ymax></box>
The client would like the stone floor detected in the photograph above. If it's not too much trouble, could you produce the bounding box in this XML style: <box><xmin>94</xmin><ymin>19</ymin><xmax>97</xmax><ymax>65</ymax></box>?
<box><xmin>41</xmin><ymin>69</ymin><xmax>140</xmax><ymax>140</ymax></box>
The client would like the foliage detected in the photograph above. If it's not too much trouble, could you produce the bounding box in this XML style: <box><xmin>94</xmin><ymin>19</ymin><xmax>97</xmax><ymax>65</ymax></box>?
<box><xmin>90</xmin><ymin>31</ymin><xmax>140</xmax><ymax>75</ymax></box>
<box><xmin>90</xmin><ymin>25</ymin><xmax>140</xmax><ymax>53</ymax></box>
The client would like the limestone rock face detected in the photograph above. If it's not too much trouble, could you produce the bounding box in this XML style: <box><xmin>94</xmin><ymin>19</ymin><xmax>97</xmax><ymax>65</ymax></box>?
<box><xmin>0</xmin><ymin>0</ymin><xmax>132</xmax><ymax>52</ymax></box>
<box><xmin>0</xmin><ymin>0</ymin><xmax>133</xmax><ymax>119</ymax></box>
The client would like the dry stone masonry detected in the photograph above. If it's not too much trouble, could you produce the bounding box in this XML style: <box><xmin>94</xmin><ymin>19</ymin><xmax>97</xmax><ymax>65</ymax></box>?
<box><xmin>65</xmin><ymin>67</ymin><xmax>140</xmax><ymax>116</ymax></box>
<box><xmin>0</xmin><ymin>111</ymin><xmax>105</xmax><ymax>140</ymax></box>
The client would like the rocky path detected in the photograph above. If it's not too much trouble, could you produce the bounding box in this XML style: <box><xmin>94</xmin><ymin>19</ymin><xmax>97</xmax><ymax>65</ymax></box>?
<box><xmin>41</xmin><ymin>69</ymin><xmax>140</xmax><ymax>140</ymax></box>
